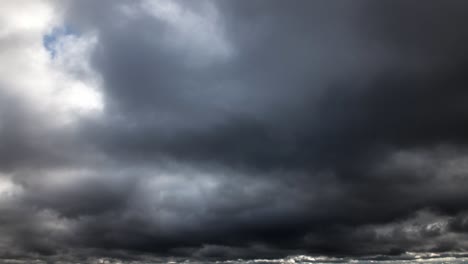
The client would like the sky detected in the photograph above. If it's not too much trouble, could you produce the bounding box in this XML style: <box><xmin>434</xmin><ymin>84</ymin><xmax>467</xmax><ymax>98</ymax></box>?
<box><xmin>1</xmin><ymin>0</ymin><xmax>468</xmax><ymax>263</ymax></box>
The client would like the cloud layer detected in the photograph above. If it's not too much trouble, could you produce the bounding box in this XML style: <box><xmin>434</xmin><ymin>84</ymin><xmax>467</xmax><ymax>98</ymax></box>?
<box><xmin>2</xmin><ymin>0</ymin><xmax>468</xmax><ymax>262</ymax></box>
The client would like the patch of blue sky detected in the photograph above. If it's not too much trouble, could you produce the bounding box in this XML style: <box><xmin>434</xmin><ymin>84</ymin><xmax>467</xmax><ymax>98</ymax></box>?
<box><xmin>42</xmin><ymin>25</ymin><xmax>79</xmax><ymax>59</ymax></box>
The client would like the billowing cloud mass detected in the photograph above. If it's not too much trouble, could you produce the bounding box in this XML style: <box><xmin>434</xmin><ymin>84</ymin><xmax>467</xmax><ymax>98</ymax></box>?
<box><xmin>2</xmin><ymin>0</ymin><xmax>468</xmax><ymax>263</ymax></box>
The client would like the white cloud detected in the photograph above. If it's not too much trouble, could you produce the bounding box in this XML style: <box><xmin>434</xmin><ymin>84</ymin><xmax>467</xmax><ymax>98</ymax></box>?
<box><xmin>0</xmin><ymin>0</ymin><xmax>103</xmax><ymax>126</ymax></box>
<box><xmin>0</xmin><ymin>173</ymin><xmax>22</xmax><ymax>200</ymax></box>
<box><xmin>0</xmin><ymin>0</ymin><xmax>56</xmax><ymax>37</ymax></box>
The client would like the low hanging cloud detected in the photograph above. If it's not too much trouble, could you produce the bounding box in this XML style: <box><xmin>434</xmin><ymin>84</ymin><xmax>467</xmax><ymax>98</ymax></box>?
<box><xmin>2</xmin><ymin>0</ymin><xmax>468</xmax><ymax>263</ymax></box>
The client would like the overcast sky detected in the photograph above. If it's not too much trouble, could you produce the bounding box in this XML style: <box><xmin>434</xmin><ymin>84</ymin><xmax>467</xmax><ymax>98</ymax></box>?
<box><xmin>2</xmin><ymin>0</ymin><xmax>468</xmax><ymax>263</ymax></box>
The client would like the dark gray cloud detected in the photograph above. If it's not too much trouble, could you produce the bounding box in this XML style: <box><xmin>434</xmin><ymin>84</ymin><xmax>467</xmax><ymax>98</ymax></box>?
<box><xmin>2</xmin><ymin>0</ymin><xmax>468</xmax><ymax>263</ymax></box>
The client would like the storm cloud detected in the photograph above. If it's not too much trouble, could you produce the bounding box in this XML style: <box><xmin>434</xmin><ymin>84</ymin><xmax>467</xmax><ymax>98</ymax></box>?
<box><xmin>2</xmin><ymin>0</ymin><xmax>468</xmax><ymax>263</ymax></box>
